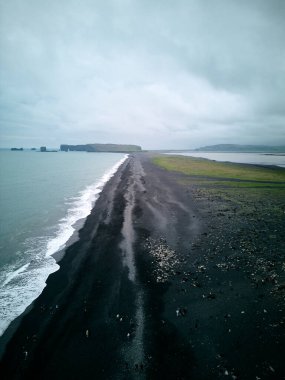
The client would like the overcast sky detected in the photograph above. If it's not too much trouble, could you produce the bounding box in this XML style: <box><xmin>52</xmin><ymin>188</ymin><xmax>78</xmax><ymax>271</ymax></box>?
<box><xmin>0</xmin><ymin>0</ymin><xmax>284</xmax><ymax>149</ymax></box>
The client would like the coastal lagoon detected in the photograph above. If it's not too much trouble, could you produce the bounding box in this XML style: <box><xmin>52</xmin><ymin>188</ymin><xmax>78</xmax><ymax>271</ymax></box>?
<box><xmin>167</xmin><ymin>152</ymin><xmax>285</xmax><ymax>168</ymax></box>
<box><xmin>0</xmin><ymin>150</ymin><xmax>127</xmax><ymax>336</ymax></box>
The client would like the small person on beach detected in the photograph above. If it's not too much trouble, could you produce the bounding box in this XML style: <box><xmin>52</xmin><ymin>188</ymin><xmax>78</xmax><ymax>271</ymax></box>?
<box><xmin>176</xmin><ymin>307</ymin><xmax>187</xmax><ymax>317</ymax></box>
<box><xmin>85</xmin><ymin>329</ymin><xmax>89</xmax><ymax>338</ymax></box>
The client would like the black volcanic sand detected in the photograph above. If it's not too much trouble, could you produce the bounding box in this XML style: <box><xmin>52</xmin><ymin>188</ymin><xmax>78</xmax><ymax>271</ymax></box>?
<box><xmin>0</xmin><ymin>153</ymin><xmax>285</xmax><ymax>380</ymax></box>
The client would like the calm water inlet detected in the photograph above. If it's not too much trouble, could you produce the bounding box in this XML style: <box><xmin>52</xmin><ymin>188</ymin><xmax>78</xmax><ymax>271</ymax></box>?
<box><xmin>167</xmin><ymin>152</ymin><xmax>285</xmax><ymax>167</ymax></box>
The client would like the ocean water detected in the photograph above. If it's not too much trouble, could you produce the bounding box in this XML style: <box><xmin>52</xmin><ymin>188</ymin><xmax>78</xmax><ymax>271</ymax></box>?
<box><xmin>167</xmin><ymin>152</ymin><xmax>285</xmax><ymax>167</ymax></box>
<box><xmin>0</xmin><ymin>150</ymin><xmax>127</xmax><ymax>336</ymax></box>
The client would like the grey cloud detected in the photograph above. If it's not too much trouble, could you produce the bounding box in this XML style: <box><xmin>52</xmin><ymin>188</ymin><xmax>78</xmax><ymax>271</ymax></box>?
<box><xmin>0</xmin><ymin>0</ymin><xmax>284</xmax><ymax>149</ymax></box>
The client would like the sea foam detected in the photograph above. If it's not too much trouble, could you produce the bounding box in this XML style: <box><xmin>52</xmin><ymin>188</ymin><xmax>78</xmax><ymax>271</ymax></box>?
<box><xmin>0</xmin><ymin>154</ymin><xmax>128</xmax><ymax>337</ymax></box>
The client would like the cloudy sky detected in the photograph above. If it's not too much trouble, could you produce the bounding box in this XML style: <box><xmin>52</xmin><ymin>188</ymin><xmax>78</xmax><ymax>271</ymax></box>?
<box><xmin>0</xmin><ymin>0</ymin><xmax>284</xmax><ymax>149</ymax></box>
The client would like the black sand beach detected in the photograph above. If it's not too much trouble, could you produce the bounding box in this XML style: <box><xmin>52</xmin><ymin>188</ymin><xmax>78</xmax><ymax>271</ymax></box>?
<box><xmin>0</xmin><ymin>153</ymin><xmax>284</xmax><ymax>379</ymax></box>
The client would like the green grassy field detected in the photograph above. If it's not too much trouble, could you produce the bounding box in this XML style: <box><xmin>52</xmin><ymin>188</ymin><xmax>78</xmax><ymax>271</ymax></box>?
<box><xmin>153</xmin><ymin>156</ymin><xmax>285</xmax><ymax>183</ymax></box>
<box><xmin>153</xmin><ymin>155</ymin><xmax>285</xmax><ymax>218</ymax></box>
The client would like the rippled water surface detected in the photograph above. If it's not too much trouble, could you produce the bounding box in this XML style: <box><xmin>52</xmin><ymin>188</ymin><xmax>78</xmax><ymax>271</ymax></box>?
<box><xmin>0</xmin><ymin>150</ymin><xmax>127</xmax><ymax>335</ymax></box>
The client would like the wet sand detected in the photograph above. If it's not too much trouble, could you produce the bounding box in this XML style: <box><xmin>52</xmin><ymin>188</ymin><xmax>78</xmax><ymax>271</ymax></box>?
<box><xmin>0</xmin><ymin>153</ymin><xmax>284</xmax><ymax>379</ymax></box>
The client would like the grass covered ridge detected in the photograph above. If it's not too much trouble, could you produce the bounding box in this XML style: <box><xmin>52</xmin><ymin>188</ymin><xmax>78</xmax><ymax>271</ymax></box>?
<box><xmin>153</xmin><ymin>155</ymin><xmax>285</xmax><ymax>184</ymax></box>
<box><xmin>153</xmin><ymin>154</ymin><xmax>285</xmax><ymax>225</ymax></box>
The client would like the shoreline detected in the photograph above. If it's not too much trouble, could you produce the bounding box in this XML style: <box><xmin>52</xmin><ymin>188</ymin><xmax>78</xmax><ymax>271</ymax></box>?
<box><xmin>1</xmin><ymin>153</ymin><xmax>284</xmax><ymax>379</ymax></box>
<box><xmin>0</xmin><ymin>153</ymin><xmax>128</xmax><ymax>341</ymax></box>
<box><xmin>0</xmin><ymin>155</ymin><xmax>130</xmax><ymax>357</ymax></box>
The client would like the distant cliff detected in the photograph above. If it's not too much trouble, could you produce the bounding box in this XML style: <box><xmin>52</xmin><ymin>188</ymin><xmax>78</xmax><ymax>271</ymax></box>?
<box><xmin>60</xmin><ymin>144</ymin><xmax>142</xmax><ymax>153</ymax></box>
<box><xmin>195</xmin><ymin>144</ymin><xmax>285</xmax><ymax>153</ymax></box>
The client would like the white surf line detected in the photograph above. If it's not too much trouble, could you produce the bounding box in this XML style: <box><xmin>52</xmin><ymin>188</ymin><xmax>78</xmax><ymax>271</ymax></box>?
<box><xmin>0</xmin><ymin>155</ymin><xmax>129</xmax><ymax>339</ymax></box>
<box><xmin>2</xmin><ymin>263</ymin><xmax>30</xmax><ymax>287</ymax></box>
<box><xmin>46</xmin><ymin>154</ymin><xmax>129</xmax><ymax>258</ymax></box>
